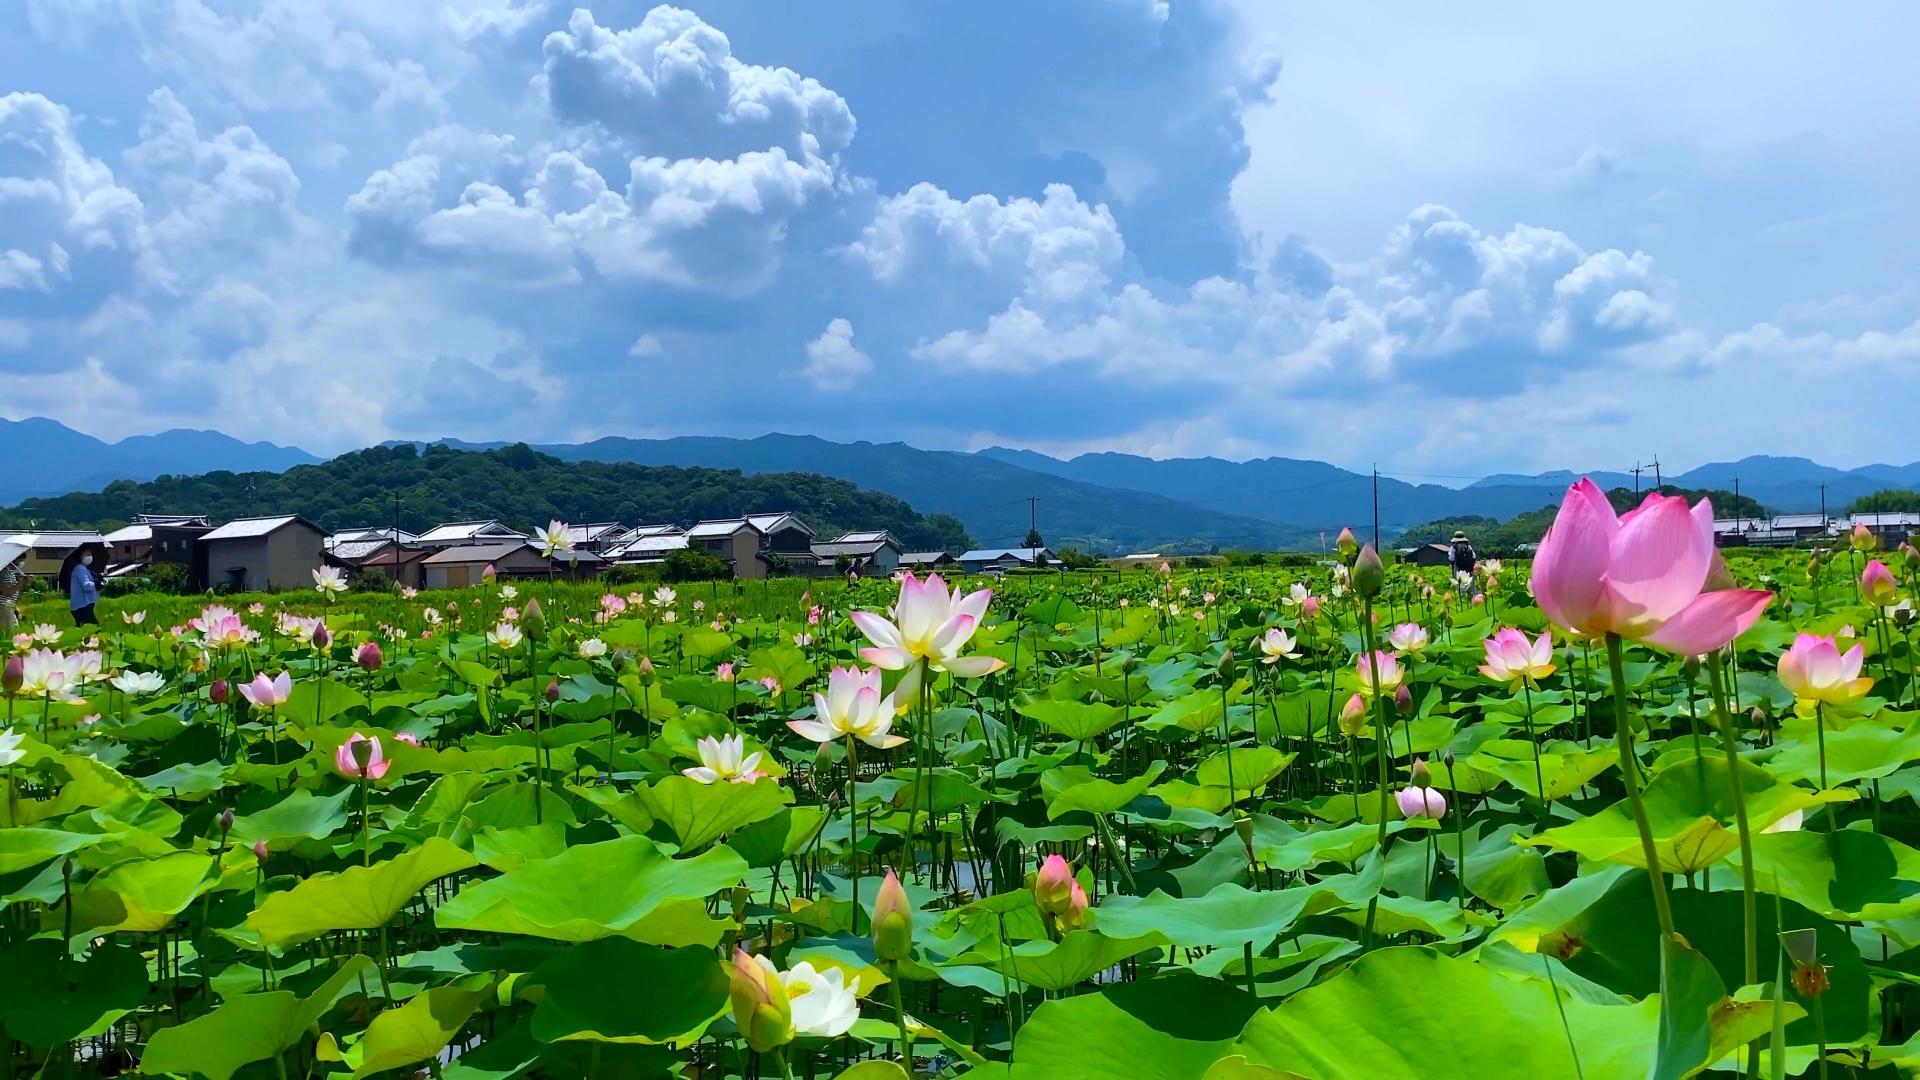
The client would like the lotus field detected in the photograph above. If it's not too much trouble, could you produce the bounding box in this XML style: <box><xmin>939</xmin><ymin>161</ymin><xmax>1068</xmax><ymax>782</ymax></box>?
<box><xmin>10</xmin><ymin>482</ymin><xmax>1920</xmax><ymax>1078</ymax></box>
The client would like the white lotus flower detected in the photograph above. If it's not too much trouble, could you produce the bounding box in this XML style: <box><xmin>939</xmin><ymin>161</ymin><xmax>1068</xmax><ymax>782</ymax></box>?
<box><xmin>577</xmin><ymin>637</ymin><xmax>607</xmax><ymax>659</ymax></box>
<box><xmin>110</xmin><ymin>670</ymin><xmax>166</xmax><ymax>696</ymax></box>
<box><xmin>31</xmin><ymin>624</ymin><xmax>62</xmax><ymax>646</ymax></box>
<box><xmin>652</xmin><ymin>586</ymin><xmax>677</xmax><ymax>606</ymax></box>
<box><xmin>0</xmin><ymin>727</ymin><xmax>25</xmax><ymax>767</ymax></box>
<box><xmin>537</xmin><ymin>520</ymin><xmax>574</xmax><ymax>558</ymax></box>
<box><xmin>850</xmin><ymin>572</ymin><xmax>1004</xmax><ymax>700</ymax></box>
<box><xmin>19</xmin><ymin>649</ymin><xmax>79</xmax><ymax>702</ymax></box>
<box><xmin>500</xmin><ymin>585</ymin><xmax>518</xmax><ymax>601</ymax></box>
<box><xmin>313</xmin><ymin>566</ymin><xmax>348</xmax><ymax>599</ymax></box>
<box><xmin>682</xmin><ymin>734</ymin><xmax>765</xmax><ymax>784</ymax></box>
<box><xmin>784</xmin><ymin>960</ymin><xmax>861</xmax><ymax>1037</ymax></box>
<box><xmin>487</xmin><ymin>622</ymin><xmax>524</xmax><ymax>651</ymax></box>
<box><xmin>788</xmin><ymin>666</ymin><xmax>906</xmax><ymax>749</ymax></box>
<box><xmin>1257</xmin><ymin>628</ymin><xmax>1298</xmax><ymax>664</ymax></box>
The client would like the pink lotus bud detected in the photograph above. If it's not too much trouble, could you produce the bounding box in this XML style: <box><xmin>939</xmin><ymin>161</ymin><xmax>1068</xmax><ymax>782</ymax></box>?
<box><xmin>1396</xmin><ymin>785</ymin><xmax>1447</xmax><ymax>820</ymax></box>
<box><xmin>1410</xmin><ymin>757</ymin><xmax>1432</xmax><ymax>788</ymax></box>
<box><xmin>872</xmin><ymin>868</ymin><xmax>913</xmax><ymax>962</ymax></box>
<box><xmin>1863</xmin><ymin>559</ymin><xmax>1899</xmax><ymax>606</ymax></box>
<box><xmin>1393</xmin><ymin>682</ymin><xmax>1414</xmax><ymax>716</ymax></box>
<box><xmin>311</xmin><ymin>621</ymin><xmax>331</xmax><ymax>650</ymax></box>
<box><xmin>1034</xmin><ymin>854</ymin><xmax>1074</xmax><ymax>914</ymax></box>
<box><xmin>1352</xmin><ymin>544</ymin><xmax>1384</xmax><ymax>597</ymax></box>
<box><xmin>1852</xmin><ymin>522</ymin><xmax>1880</xmax><ymax>552</ymax></box>
<box><xmin>209</xmin><ymin>678</ymin><xmax>229</xmax><ymax>704</ymax></box>
<box><xmin>1300</xmin><ymin>596</ymin><xmax>1322</xmax><ymax>619</ymax></box>
<box><xmin>545</xmin><ymin>679</ymin><xmax>560</xmax><ymax>702</ymax></box>
<box><xmin>1335</xmin><ymin>527</ymin><xmax>1358</xmax><ymax>561</ymax></box>
<box><xmin>218</xmin><ymin>808</ymin><xmax>234</xmax><ymax>834</ymax></box>
<box><xmin>1337</xmin><ymin>692</ymin><xmax>1367</xmax><ymax>737</ymax></box>
<box><xmin>728</xmin><ymin>948</ymin><xmax>793</xmax><ymax>1052</ymax></box>
<box><xmin>253</xmin><ymin>840</ymin><xmax>269</xmax><ymax>863</ymax></box>
<box><xmin>355</xmin><ymin>641</ymin><xmax>383</xmax><ymax>671</ymax></box>
<box><xmin>334</xmin><ymin>732</ymin><xmax>390</xmax><ymax>780</ymax></box>
<box><xmin>1058</xmin><ymin>879</ymin><xmax>1090</xmax><ymax>931</ymax></box>
<box><xmin>715</xmin><ymin>662</ymin><xmax>736</xmax><ymax>682</ymax></box>
<box><xmin>2</xmin><ymin>655</ymin><xmax>21</xmax><ymax>694</ymax></box>
<box><xmin>394</xmin><ymin>732</ymin><xmax>421</xmax><ymax>746</ymax></box>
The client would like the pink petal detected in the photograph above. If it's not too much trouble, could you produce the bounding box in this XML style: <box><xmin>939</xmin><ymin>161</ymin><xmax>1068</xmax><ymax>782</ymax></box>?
<box><xmin>1603</xmin><ymin>494</ymin><xmax>1712</xmax><ymax>629</ymax></box>
<box><xmin>849</xmin><ymin>610</ymin><xmax>902</xmax><ymax>650</ymax></box>
<box><xmin>1641</xmin><ymin>588</ymin><xmax>1773</xmax><ymax>655</ymax></box>
<box><xmin>941</xmin><ymin>654</ymin><xmax>1005</xmax><ymax>677</ymax></box>
<box><xmin>859</xmin><ymin>646</ymin><xmax>913</xmax><ymax>670</ymax></box>
<box><xmin>787</xmin><ymin>719</ymin><xmax>836</xmax><ymax>743</ymax></box>
<box><xmin>1531</xmin><ymin>479</ymin><xmax>1614</xmax><ymax>633</ymax></box>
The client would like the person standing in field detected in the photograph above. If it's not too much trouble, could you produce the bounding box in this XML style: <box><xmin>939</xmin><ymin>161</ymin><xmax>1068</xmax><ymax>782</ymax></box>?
<box><xmin>1449</xmin><ymin>530</ymin><xmax>1478</xmax><ymax>586</ymax></box>
<box><xmin>0</xmin><ymin>553</ymin><xmax>22</xmax><ymax>636</ymax></box>
<box><xmin>67</xmin><ymin>545</ymin><xmax>101</xmax><ymax>626</ymax></box>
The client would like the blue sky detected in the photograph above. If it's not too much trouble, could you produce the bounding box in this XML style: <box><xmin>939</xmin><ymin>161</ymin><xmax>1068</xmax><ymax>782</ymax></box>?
<box><xmin>3</xmin><ymin>2</ymin><xmax>1918</xmax><ymax>476</ymax></box>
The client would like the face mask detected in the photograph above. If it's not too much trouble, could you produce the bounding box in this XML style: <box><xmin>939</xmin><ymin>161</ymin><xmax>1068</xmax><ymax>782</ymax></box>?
<box><xmin>81</xmin><ymin>555</ymin><xmax>93</xmax><ymax>566</ymax></box>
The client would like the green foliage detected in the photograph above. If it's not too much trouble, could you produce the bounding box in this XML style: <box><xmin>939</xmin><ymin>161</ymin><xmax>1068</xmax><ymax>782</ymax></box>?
<box><xmin>1846</xmin><ymin>487</ymin><xmax>1920</xmax><ymax>514</ymax></box>
<box><xmin>661</xmin><ymin>546</ymin><xmax>731</xmax><ymax>582</ymax></box>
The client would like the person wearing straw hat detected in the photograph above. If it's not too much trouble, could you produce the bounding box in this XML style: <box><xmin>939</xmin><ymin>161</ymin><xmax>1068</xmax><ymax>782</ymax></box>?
<box><xmin>1448</xmin><ymin>530</ymin><xmax>1478</xmax><ymax>580</ymax></box>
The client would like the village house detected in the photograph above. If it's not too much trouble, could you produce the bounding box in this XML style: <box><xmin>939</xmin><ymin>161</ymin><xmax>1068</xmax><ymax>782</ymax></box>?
<box><xmin>421</xmin><ymin>540</ymin><xmax>554</xmax><ymax>589</ymax></box>
<box><xmin>104</xmin><ymin>513</ymin><xmax>214</xmax><ymax>584</ymax></box>
<box><xmin>685</xmin><ymin>513</ymin><xmax>815</xmax><ymax>578</ymax></box>
<box><xmin>4</xmin><ymin>530</ymin><xmax>109</xmax><ymax>579</ymax></box>
<box><xmin>957</xmin><ymin>546</ymin><xmax>1058</xmax><ymax>574</ymax></box>
<box><xmin>414</xmin><ymin>520</ymin><xmax>530</xmax><ymax>549</ymax></box>
<box><xmin>807</xmin><ymin>530</ymin><xmax>904</xmax><ymax>577</ymax></box>
<box><xmin>605</xmin><ymin>525</ymin><xmax>688</xmax><ymax>567</ymax></box>
<box><xmin>898</xmin><ymin>551</ymin><xmax>959</xmax><ymax>572</ymax></box>
<box><xmin>199</xmin><ymin>515</ymin><xmax>327</xmax><ymax>593</ymax></box>
<box><xmin>1397</xmin><ymin>543</ymin><xmax>1455</xmax><ymax>567</ymax></box>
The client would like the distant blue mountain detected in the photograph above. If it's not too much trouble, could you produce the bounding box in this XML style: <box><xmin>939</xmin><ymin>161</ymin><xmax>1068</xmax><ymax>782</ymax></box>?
<box><xmin>0</xmin><ymin>418</ymin><xmax>318</xmax><ymax>505</ymax></box>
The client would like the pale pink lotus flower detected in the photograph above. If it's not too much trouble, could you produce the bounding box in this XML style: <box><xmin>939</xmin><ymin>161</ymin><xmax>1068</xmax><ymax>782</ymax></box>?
<box><xmin>1257</xmin><ymin>628</ymin><xmax>1298</xmax><ymax>663</ymax></box>
<box><xmin>793</xmin><ymin>633</ymin><xmax>814</xmax><ymax>648</ymax></box>
<box><xmin>1479</xmin><ymin>628</ymin><xmax>1557</xmax><ymax>686</ymax></box>
<box><xmin>247</xmin><ymin>602</ymin><xmax>266</xmax><ymax>615</ymax></box>
<box><xmin>715</xmin><ymin>662</ymin><xmax>737</xmax><ymax>682</ymax></box>
<box><xmin>1529</xmin><ymin>479</ymin><xmax>1771</xmax><ymax>654</ymax></box>
<box><xmin>850</xmin><ymin>572</ymin><xmax>1004</xmax><ymax>699</ymax></box>
<box><xmin>422</xmin><ymin>607</ymin><xmax>443</xmax><ymax>626</ymax></box>
<box><xmin>313</xmin><ymin>566</ymin><xmax>347</xmax><ymax>599</ymax></box>
<box><xmin>400</xmin><ymin>587</ymin><xmax>418</xmax><ymax>600</ymax></box>
<box><xmin>1862</xmin><ymin>560</ymin><xmax>1899</xmax><ymax>607</ymax></box>
<box><xmin>11</xmin><ymin>633</ymin><xmax>32</xmax><ymax>652</ymax></box>
<box><xmin>1353</xmin><ymin>650</ymin><xmax>1404</xmax><ymax>697</ymax></box>
<box><xmin>334</xmin><ymin>732</ymin><xmax>390</xmax><ymax>780</ymax></box>
<box><xmin>653</xmin><ymin>585</ymin><xmax>677</xmax><ymax>606</ymax></box>
<box><xmin>501</xmin><ymin>606</ymin><xmax>519</xmax><ymax>623</ymax></box>
<box><xmin>67</xmin><ymin>650</ymin><xmax>104</xmax><ymax>684</ymax></box>
<box><xmin>120</xmin><ymin>611</ymin><xmax>146</xmax><ymax>626</ymax></box>
<box><xmin>1396</xmin><ymin>786</ymin><xmax>1447</xmax><ymax>820</ymax></box>
<box><xmin>683</xmin><ymin>734</ymin><xmax>766</xmax><ymax>784</ymax></box>
<box><xmin>759</xmin><ymin>675</ymin><xmax>780</xmax><ymax>694</ymax></box>
<box><xmin>238</xmin><ymin>671</ymin><xmax>292</xmax><ymax>709</ymax></box>
<box><xmin>18</xmin><ymin>649</ymin><xmax>80</xmax><ymax>701</ymax></box>
<box><xmin>788</xmin><ymin>666</ymin><xmax>906</xmax><ymax>748</ymax></box>
<box><xmin>487</xmin><ymin>622</ymin><xmax>524</xmax><ymax>650</ymax></box>
<box><xmin>577</xmin><ymin>637</ymin><xmax>607</xmax><ymax>659</ymax></box>
<box><xmin>693</xmin><ymin>600</ymin><xmax>705</xmax><ymax>612</ymax></box>
<box><xmin>191</xmin><ymin>605</ymin><xmax>237</xmax><ymax>634</ymax></box>
<box><xmin>1777</xmin><ymin>633</ymin><xmax>1873</xmax><ymax>706</ymax></box>
<box><xmin>394</xmin><ymin>732</ymin><xmax>422</xmax><ymax>746</ymax></box>
<box><xmin>1386</xmin><ymin>623</ymin><xmax>1429</xmax><ymax>655</ymax></box>
<box><xmin>203</xmin><ymin>615</ymin><xmax>256</xmax><ymax>647</ymax></box>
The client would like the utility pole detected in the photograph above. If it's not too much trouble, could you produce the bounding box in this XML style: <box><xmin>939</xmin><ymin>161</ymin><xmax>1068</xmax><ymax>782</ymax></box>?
<box><xmin>1631</xmin><ymin>462</ymin><xmax>1645</xmax><ymax>496</ymax></box>
<box><xmin>1734</xmin><ymin>476</ymin><xmax>1742</xmax><ymax>533</ymax></box>
<box><xmin>1371</xmin><ymin>466</ymin><xmax>1380</xmax><ymax>550</ymax></box>
<box><xmin>1819</xmin><ymin>483</ymin><xmax>1828</xmax><ymax>530</ymax></box>
<box><xmin>1652</xmin><ymin>455</ymin><xmax>1662</xmax><ymax>489</ymax></box>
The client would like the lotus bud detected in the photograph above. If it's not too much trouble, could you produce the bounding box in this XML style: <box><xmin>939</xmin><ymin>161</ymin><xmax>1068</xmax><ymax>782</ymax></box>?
<box><xmin>814</xmin><ymin>739</ymin><xmax>835</xmax><ymax>773</ymax></box>
<box><xmin>1395</xmin><ymin>784</ymin><xmax>1447</xmax><ymax>820</ymax></box>
<box><xmin>1393</xmin><ymin>682</ymin><xmax>1413</xmax><ymax>716</ymax></box>
<box><xmin>1681</xmin><ymin>656</ymin><xmax>1700</xmax><ymax>679</ymax></box>
<box><xmin>1335</xmin><ymin>527</ymin><xmax>1358</xmax><ymax>563</ymax></box>
<box><xmin>522</xmin><ymin>597</ymin><xmax>546</xmax><ymax>639</ymax></box>
<box><xmin>252</xmin><ymin>840</ymin><xmax>269</xmax><ymax>864</ymax></box>
<box><xmin>636</xmin><ymin>656</ymin><xmax>656</xmax><ymax>683</ymax></box>
<box><xmin>545</xmin><ymin>679</ymin><xmax>560</xmax><ymax>703</ymax></box>
<box><xmin>872</xmin><ymin>869</ymin><xmax>913</xmax><ymax>963</ymax></box>
<box><xmin>1216</xmin><ymin>647</ymin><xmax>1236</xmax><ymax>680</ymax></box>
<box><xmin>1300</xmin><ymin>596</ymin><xmax>1321</xmax><ymax>619</ymax></box>
<box><xmin>1852</xmin><ymin>522</ymin><xmax>1879</xmax><ymax>552</ymax></box>
<box><xmin>1409</xmin><ymin>757</ymin><xmax>1432</xmax><ymax>789</ymax></box>
<box><xmin>1904</xmin><ymin>541</ymin><xmax>1920</xmax><ymax>570</ymax></box>
<box><xmin>1749</xmin><ymin>705</ymin><xmax>1769</xmax><ymax>731</ymax></box>
<box><xmin>311</xmin><ymin>621</ymin><xmax>331</xmax><ymax>650</ymax></box>
<box><xmin>1862</xmin><ymin>560</ymin><xmax>1899</xmax><ymax>606</ymax></box>
<box><xmin>209</xmin><ymin>678</ymin><xmax>229</xmax><ymax>704</ymax></box>
<box><xmin>1058</xmin><ymin>879</ymin><xmax>1090</xmax><ymax>931</ymax></box>
<box><xmin>2</xmin><ymin>655</ymin><xmax>21</xmax><ymax>695</ymax></box>
<box><xmin>1034</xmin><ymin>854</ymin><xmax>1074</xmax><ymax>915</ymax></box>
<box><xmin>728</xmin><ymin>949</ymin><xmax>793</xmax><ymax>1053</ymax></box>
<box><xmin>1337</xmin><ymin>692</ymin><xmax>1367</xmax><ymax>738</ymax></box>
<box><xmin>355</xmin><ymin>641</ymin><xmax>383</xmax><ymax>671</ymax></box>
<box><xmin>1352</xmin><ymin>544</ymin><xmax>1384</xmax><ymax>598</ymax></box>
<box><xmin>610</xmin><ymin>649</ymin><xmax>630</xmax><ymax>673</ymax></box>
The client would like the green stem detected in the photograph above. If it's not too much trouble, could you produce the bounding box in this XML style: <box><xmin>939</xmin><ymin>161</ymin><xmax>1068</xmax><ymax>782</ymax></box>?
<box><xmin>1604</xmin><ymin>634</ymin><xmax>1675</xmax><ymax>939</ymax></box>
<box><xmin>1706</xmin><ymin>654</ymin><xmax>1761</xmax><ymax>1078</ymax></box>
<box><xmin>889</xmin><ymin>965</ymin><xmax>913</xmax><ymax>1068</ymax></box>
<box><xmin>1360</xmin><ymin>600</ymin><xmax>1394</xmax><ymax>949</ymax></box>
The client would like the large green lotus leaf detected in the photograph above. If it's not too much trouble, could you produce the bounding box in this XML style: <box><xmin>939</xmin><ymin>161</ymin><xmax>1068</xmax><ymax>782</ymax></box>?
<box><xmin>1009</xmin><ymin>971</ymin><xmax>1261</xmax><ymax>1080</ymax></box>
<box><xmin>1042</xmin><ymin>761</ymin><xmax>1167</xmax><ymax>820</ymax></box>
<box><xmin>1096</xmin><ymin>875</ymin><xmax>1379</xmax><ymax>954</ymax></box>
<box><xmin>661</xmin><ymin>676</ymin><xmax>741</xmax><ymax>716</ymax></box>
<box><xmin>1193</xmin><ymin>747</ymin><xmax>1296</xmax><ymax>795</ymax></box>
<box><xmin>639</xmin><ymin>775</ymin><xmax>790</xmax><ymax>850</ymax></box>
<box><xmin>890</xmin><ymin>770</ymin><xmax>1013</xmax><ymax>816</ymax></box>
<box><xmin>954</xmin><ymin>931</ymin><xmax>1167</xmax><ymax>993</ymax></box>
<box><xmin>65</xmin><ymin>849</ymin><xmax>216</xmax><ymax>933</ymax></box>
<box><xmin>1463</xmin><ymin>739</ymin><xmax>1617</xmax><ymax>800</ymax></box>
<box><xmin>1230</xmin><ymin>946</ymin><xmax>1773</xmax><ymax>1080</ymax></box>
<box><xmin>229</xmin><ymin>787</ymin><xmax>353</xmax><ymax>850</ymax></box>
<box><xmin>1763</xmin><ymin>715</ymin><xmax>1920</xmax><ymax>786</ymax></box>
<box><xmin>248</xmin><ymin>837</ymin><xmax>477</xmax><ymax>948</ymax></box>
<box><xmin>473</xmin><ymin>823</ymin><xmax>569</xmax><ymax>872</ymax></box>
<box><xmin>140</xmin><ymin>956</ymin><xmax>378</xmax><ymax>1080</ymax></box>
<box><xmin>836</xmin><ymin>1063</ymin><xmax>912</xmax><ymax>1080</ymax></box>
<box><xmin>724</xmin><ymin>805</ymin><xmax>827</xmax><ymax>868</ymax></box>
<box><xmin>460</xmin><ymin>782</ymin><xmax>580</xmax><ymax>832</ymax></box>
<box><xmin>1735</xmin><ymin>828</ymin><xmax>1920</xmax><ymax>920</ymax></box>
<box><xmin>1529</xmin><ymin>873</ymin><xmax>1872</xmax><ymax>1047</ymax></box>
<box><xmin>401</xmin><ymin>773</ymin><xmax>490</xmax><ymax>832</ymax></box>
<box><xmin>680</xmin><ymin>629</ymin><xmax>735</xmax><ymax>659</ymax></box>
<box><xmin>435</xmin><ymin>834</ymin><xmax>742</xmax><ymax>945</ymax></box>
<box><xmin>1457</xmin><ymin>823</ymin><xmax>1551</xmax><ymax>911</ymax></box>
<box><xmin>284</xmin><ymin>677</ymin><xmax>362</xmax><ymax>725</ymax></box>
<box><xmin>0</xmin><ymin>940</ymin><xmax>147</xmax><ymax>1049</ymax></box>
<box><xmin>0</xmin><ymin>827</ymin><xmax>101</xmax><ymax>873</ymax></box>
<box><xmin>526</xmin><ymin>939</ymin><xmax>728</xmax><ymax>1045</ymax></box>
<box><xmin>1484</xmin><ymin>865</ymin><xmax>1633</xmax><ymax>954</ymax></box>
<box><xmin>135</xmin><ymin>760</ymin><xmax>228</xmax><ymax>800</ymax></box>
<box><xmin>568</xmin><ymin>783</ymin><xmax>656</xmax><ymax>834</ymax></box>
<box><xmin>1141</xmin><ymin>679</ymin><xmax>1251</xmax><ymax>734</ymax></box>
<box><xmin>1519</xmin><ymin>754</ymin><xmax>1848</xmax><ymax>873</ymax></box>
<box><xmin>1249</xmin><ymin>818</ymin><xmax>1393</xmax><ymax>873</ymax></box>
<box><xmin>1015</xmin><ymin>699</ymin><xmax>1127</xmax><ymax>741</ymax></box>
<box><xmin>317</xmin><ymin>981</ymin><xmax>490</xmax><ymax>1079</ymax></box>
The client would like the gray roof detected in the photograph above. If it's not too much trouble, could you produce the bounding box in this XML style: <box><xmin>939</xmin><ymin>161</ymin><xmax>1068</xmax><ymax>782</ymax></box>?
<box><xmin>813</xmin><ymin>537</ymin><xmax>899</xmax><ymax>558</ymax></box>
<box><xmin>958</xmin><ymin>547</ymin><xmax>1054</xmax><ymax>564</ymax></box>
<box><xmin>745</xmin><ymin>512</ymin><xmax>809</xmax><ymax>535</ymax></box>
<box><xmin>899</xmin><ymin>551</ymin><xmax>956</xmax><ymax>565</ymax></box>
<box><xmin>417</xmin><ymin>520</ymin><xmax>526</xmax><ymax>544</ymax></box>
<box><xmin>421</xmin><ymin>540</ymin><xmax>542</xmax><ymax>565</ymax></box>
<box><xmin>104</xmin><ymin>524</ymin><xmax>152</xmax><ymax>543</ymax></box>
<box><xmin>687</xmin><ymin>519</ymin><xmax>751</xmax><ymax>538</ymax></box>
<box><xmin>202</xmin><ymin>516</ymin><xmax>316</xmax><ymax>541</ymax></box>
<box><xmin>329</xmin><ymin>539</ymin><xmax>393</xmax><ymax>562</ymax></box>
<box><xmin>611</xmin><ymin>533</ymin><xmax>689</xmax><ymax>558</ymax></box>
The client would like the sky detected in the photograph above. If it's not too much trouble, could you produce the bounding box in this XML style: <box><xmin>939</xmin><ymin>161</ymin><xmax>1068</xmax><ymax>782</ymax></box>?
<box><xmin>3</xmin><ymin>1</ymin><xmax>1918</xmax><ymax>477</ymax></box>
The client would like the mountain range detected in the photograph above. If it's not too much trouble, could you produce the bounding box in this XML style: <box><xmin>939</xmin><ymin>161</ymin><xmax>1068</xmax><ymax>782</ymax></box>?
<box><xmin>5</xmin><ymin>417</ymin><xmax>1918</xmax><ymax>551</ymax></box>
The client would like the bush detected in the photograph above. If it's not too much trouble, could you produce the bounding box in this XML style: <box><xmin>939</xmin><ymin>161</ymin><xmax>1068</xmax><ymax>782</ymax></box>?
<box><xmin>348</xmin><ymin>568</ymin><xmax>398</xmax><ymax>594</ymax></box>
<box><xmin>1220</xmin><ymin>549</ymin><xmax>1269</xmax><ymax>567</ymax></box>
<box><xmin>662</xmin><ymin>547</ymin><xmax>732</xmax><ymax>582</ymax></box>
<box><xmin>104</xmin><ymin>562</ymin><xmax>192</xmax><ymax>595</ymax></box>
<box><xmin>600</xmin><ymin>563</ymin><xmax>662</xmax><ymax>586</ymax></box>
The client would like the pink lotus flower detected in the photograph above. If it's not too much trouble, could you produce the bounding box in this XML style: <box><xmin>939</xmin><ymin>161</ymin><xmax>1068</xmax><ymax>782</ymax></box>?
<box><xmin>682</xmin><ymin>734</ymin><xmax>765</xmax><ymax>784</ymax></box>
<box><xmin>1862</xmin><ymin>559</ymin><xmax>1899</xmax><ymax>607</ymax></box>
<box><xmin>1396</xmin><ymin>785</ymin><xmax>1447</xmax><ymax>820</ymax></box>
<box><xmin>1058</xmin><ymin>878</ymin><xmax>1090</xmax><ymax>931</ymax></box>
<box><xmin>1300</xmin><ymin>596</ymin><xmax>1322</xmax><ymax>619</ymax></box>
<box><xmin>237</xmin><ymin>671</ymin><xmax>292</xmax><ymax>709</ymax></box>
<box><xmin>334</xmin><ymin>732</ymin><xmax>390</xmax><ymax>780</ymax></box>
<box><xmin>851</xmin><ymin>572</ymin><xmax>1004</xmax><ymax>699</ymax></box>
<box><xmin>1386</xmin><ymin>622</ymin><xmax>1429</xmax><ymax>655</ymax></box>
<box><xmin>393</xmin><ymin>731</ymin><xmax>422</xmax><ymax>746</ymax></box>
<box><xmin>1479</xmin><ymin>627</ymin><xmax>1556</xmax><ymax>685</ymax></box>
<box><xmin>1777</xmin><ymin>633</ymin><xmax>1873</xmax><ymax>705</ymax></box>
<box><xmin>1529</xmin><ymin>479</ymin><xmax>1772</xmax><ymax>654</ymax></box>
<box><xmin>1353</xmin><ymin>650</ymin><xmax>1403</xmax><ymax>697</ymax></box>
<box><xmin>715</xmin><ymin>662</ymin><xmax>736</xmax><ymax>683</ymax></box>
<box><xmin>1034</xmin><ymin>854</ymin><xmax>1074</xmax><ymax>913</ymax></box>
<box><xmin>788</xmin><ymin>666</ymin><xmax>905</xmax><ymax>749</ymax></box>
